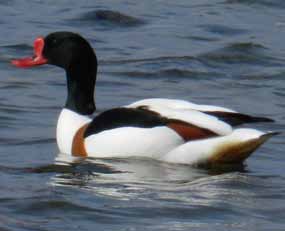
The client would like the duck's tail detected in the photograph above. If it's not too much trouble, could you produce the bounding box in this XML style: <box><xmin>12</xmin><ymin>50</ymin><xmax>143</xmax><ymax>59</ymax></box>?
<box><xmin>162</xmin><ymin>129</ymin><xmax>279</xmax><ymax>166</ymax></box>
<box><xmin>205</xmin><ymin>111</ymin><xmax>274</xmax><ymax>126</ymax></box>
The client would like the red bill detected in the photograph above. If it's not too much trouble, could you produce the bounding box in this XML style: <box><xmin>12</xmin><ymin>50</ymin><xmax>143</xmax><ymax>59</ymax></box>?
<box><xmin>11</xmin><ymin>37</ymin><xmax>48</xmax><ymax>68</ymax></box>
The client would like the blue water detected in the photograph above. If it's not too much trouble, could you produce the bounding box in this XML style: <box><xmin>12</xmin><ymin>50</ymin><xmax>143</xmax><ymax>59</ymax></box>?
<box><xmin>0</xmin><ymin>1</ymin><xmax>284</xmax><ymax>230</ymax></box>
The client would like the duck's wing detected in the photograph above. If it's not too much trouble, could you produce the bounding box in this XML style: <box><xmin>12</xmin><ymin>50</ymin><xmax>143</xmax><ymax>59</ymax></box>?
<box><xmin>82</xmin><ymin>107</ymin><xmax>223</xmax><ymax>158</ymax></box>
<box><xmin>82</xmin><ymin>106</ymin><xmax>230</xmax><ymax>157</ymax></box>
<box><xmin>126</xmin><ymin>98</ymin><xmax>274</xmax><ymax>127</ymax></box>
<box><xmin>127</xmin><ymin>98</ymin><xmax>236</xmax><ymax>112</ymax></box>
<box><xmin>84</xmin><ymin>107</ymin><xmax>225</xmax><ymax>140</ymax></box>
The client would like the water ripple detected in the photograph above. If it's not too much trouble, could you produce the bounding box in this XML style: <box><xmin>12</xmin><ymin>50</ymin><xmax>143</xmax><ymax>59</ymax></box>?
<box><xmin>0</xmin><ymin>137</ymin><xmax>55</xmax><ymax>146</ymax></box>
<box><xmin>199</xmin><ymin>24</ymin><xmax>248</xmax><ymax>36</ymax></box>
<box><xmin>105</xmin><ymin>69</ymin><xmax>219</xmax><ymax>80</ymax></box>
<box><xmin>71</xmin><ymin>10</ymin><xmax>146</xmax><ymax>28</ymax></box>
<box><xmin>101</xmin><ymin>55</ymin><xmax>196</xmax><ymax>65</ymax></box>
<box><xmin>198</xmin><ymin>42</ymin><xmax>283</xmax><ymax>67</ymax></box>
<box><xmin>225</xmin><ymin>0</ymin><xmax>285</xmax><ymax>8</ymax></box>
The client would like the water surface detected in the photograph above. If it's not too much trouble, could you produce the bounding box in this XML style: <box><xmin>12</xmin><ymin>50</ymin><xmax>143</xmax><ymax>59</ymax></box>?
<box><xmin>0</xmin><ymin>0</ymin><xmax>284</xmax><ymax>230</ymax></box>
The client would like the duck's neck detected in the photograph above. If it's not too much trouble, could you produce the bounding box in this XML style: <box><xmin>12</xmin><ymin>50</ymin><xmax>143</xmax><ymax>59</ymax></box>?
<box><xmin>65</xmin><ymin>56</ymin><xmax>97</xmax><ymax>115</ymax></box>
<box><xmin>57</xmin><ymin>108</ymin><xmax>92</xmax><ymax>154</ymax></box>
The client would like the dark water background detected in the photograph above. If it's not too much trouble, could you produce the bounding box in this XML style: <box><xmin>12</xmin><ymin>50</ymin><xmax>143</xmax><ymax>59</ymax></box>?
<box><xmin>0</xmin><ymin>0</ymin><xmax>284</xmax><ymax>230</ymax></box>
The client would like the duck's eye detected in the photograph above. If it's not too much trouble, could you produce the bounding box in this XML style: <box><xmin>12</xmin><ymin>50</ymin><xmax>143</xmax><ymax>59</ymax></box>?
<box><xmin>52</xmin><ymin>38</ymin><xmax>57</xmax><ymax>44</ymax></box>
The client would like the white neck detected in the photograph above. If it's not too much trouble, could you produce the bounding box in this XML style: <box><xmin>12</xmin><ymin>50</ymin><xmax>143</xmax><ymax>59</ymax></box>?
<box><xmin>56</xmin><ymin>108</ymin><xmax>92</xmax><ymax>154</ymax></box>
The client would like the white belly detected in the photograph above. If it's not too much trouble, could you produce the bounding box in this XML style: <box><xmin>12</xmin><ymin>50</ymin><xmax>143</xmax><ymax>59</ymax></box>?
<box><xmin>84</xmin><ymin>126</ymin><xmax>184</xmax><ymax>159</ymax></box>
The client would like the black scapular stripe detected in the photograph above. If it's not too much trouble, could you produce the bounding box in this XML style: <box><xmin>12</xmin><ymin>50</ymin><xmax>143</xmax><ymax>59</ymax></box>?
<box><xmin>204</xmin><ymin>111</ymin><xmax>274</xmax><ymax>126</ymax></box>
<box><xmin>84</xmin><ymin>107</ymin><xmax>168</xmax><ymax>138</ymax></box>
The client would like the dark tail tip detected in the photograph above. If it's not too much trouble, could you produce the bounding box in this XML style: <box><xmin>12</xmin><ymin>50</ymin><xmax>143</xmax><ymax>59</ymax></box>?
<box><xmin>259</xmin><ymin>131</ymin><xmax>282</xmax><ymax>142</ymax></box>
<box><xmin>267</xmin><ymin>131</ymin><xmax>282</xmax><ymax>136</ymax></box>
<box><xmin>251</xmin><ymin>116</ymin><xmax>275</xmax><ymax>123</ymax></box>
<box><xmin>205</xmin><ymin>111</ymin><xmax>275</xmax><ymax>126</ymax></box>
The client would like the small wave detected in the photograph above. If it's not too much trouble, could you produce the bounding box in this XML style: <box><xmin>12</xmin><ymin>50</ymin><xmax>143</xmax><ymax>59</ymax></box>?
<box><xmin>0</xmin><ymin>102</ymin><xmax>34</xmax><ymax>114</ymax></box>
<box><xmin>2</xmin><ymin>44</ymin><xmax>33</xmax><ymax>63</ymax></box>
<box><xmin>199</xmin><ymin>24</ymin><xmax>248</xmax><ymax>36</ymax></box>
<box><xmin>0</xmin><ymin>102</ymin><xmax>60</xmax><ymax>113</ymax></box>
<box><xmin>225</xmin><ymin>42</ymin><xmax>267</xmax><ymax>51</ymax></box>
<box><xmin>2</xmin><ymin>44</ymin><xmax>32</xmax><ymax>51</ymax></box>
<box><xmin>182</xmin><ymin>35</ymin><xmax>220</xmax><ymax>42</ymax></box>
<box><xmin>97</xmin><ymin>79</ymin><xmax>136</xmax><ymax>87</ymax></box>
<box><xmin>101</xmin><ymin>55</ymin><xmax>196</xmax><ymax>65</ymax></box>
<box><xmin>0</xmin><ymin>82</ymin><xmax>36</xmax><ymax>90</ymax></box>
<box><xmin>16</xmin><ymin>199</ymin><xmax>101</xmax><ymax>214</ymax></box>
<box><xmin>0</xmin><ymin>137</ymin><xmax>55</xmax><ymax>146</ymax></box>
<box><xmin>0</xmin><ymin>0</ymin><xmax>13</xmax><ymax>6</ymax></box>
<box><xmin>74</xmin><ymin>10</ymin><xmax>146</xmax><ymax>27</ymax></box>
<box><xmin>105</xmin><ymin>69</ymin><xmax>216</xmax><ymax>80</ymax></box>
<box><xmin>198</xmin><ymin>42</ymin><xmax>283</xmax><ymax>67</ymax></box>
<box><xmin>224</xmin><ymin>0</ymin><xmax>285</xmax><ymax>8</ymax></box>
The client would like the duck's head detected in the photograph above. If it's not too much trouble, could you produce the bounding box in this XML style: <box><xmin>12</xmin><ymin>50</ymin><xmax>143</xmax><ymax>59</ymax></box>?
<box><xmin>12</xmin><ymin>32</ymin><xmax>98</xmax><ymax>115</ymax></box>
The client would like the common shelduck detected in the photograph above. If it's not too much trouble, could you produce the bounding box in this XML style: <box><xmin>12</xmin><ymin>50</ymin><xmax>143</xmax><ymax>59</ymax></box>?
<box><xmin>11</xmin><ymin>32</ymin><xmax>278</xmax><ymax>166</ymax></box>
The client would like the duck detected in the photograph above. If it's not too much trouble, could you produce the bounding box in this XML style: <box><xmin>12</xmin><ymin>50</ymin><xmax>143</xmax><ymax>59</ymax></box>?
<box><xmin>11</xmin><ymin>31</ymin><xmax>278</xmax><ymax>166</ymax></box>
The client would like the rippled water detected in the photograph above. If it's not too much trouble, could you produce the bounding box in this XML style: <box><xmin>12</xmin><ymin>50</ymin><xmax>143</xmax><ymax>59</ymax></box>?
<box><xmin>0</xmin><ymin>1</ymin><xmax>285</xmax><ymax>230</ymax></box>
